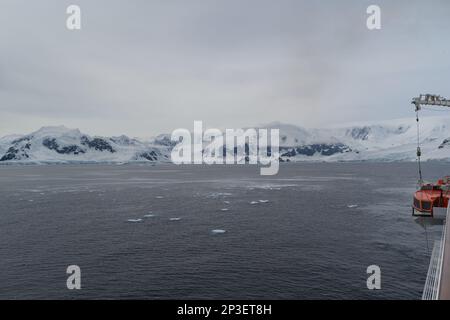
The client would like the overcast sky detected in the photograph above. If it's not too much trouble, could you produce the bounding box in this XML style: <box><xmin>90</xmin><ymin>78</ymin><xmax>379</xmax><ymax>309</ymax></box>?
<box><xmin>1</xmin><ymin>0</ymin><xmax>449</xmax><ymax>137</ymax></box>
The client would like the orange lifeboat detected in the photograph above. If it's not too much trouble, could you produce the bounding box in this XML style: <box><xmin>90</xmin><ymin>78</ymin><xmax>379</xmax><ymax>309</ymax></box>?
<box><xmin>412</xmin><ymin>176</ymin><xmax>450</xmax><ymax>217</ymax></box>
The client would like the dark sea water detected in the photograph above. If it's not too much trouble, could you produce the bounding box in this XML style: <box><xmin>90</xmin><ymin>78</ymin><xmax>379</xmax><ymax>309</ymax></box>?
<box><xmin>0</xmin><ymin>162</ymin><xmax>446</xmax><ymax>299</ymax></box>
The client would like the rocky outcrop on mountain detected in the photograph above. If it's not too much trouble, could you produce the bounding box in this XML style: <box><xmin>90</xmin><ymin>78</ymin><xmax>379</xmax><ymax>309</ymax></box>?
<box><xmin>281</xmin><ymin>144</ymin><xmax>352</xmax><ymax>157</ymax></box>
<box><xmin>439</xmin><ymin>138</ymin><xmax>450</xmax><ymax>149</ymax></box>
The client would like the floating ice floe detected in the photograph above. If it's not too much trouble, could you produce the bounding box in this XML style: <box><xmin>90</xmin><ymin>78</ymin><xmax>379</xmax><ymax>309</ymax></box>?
<box><xmin>144</xmin><ymin>214</ymin><xmax>155</xmax><ymax>218</ymax></box>
<box><xmin>248</xmin><ymin>184</ymin><xmax>295</xmax><ymax>190</ymax></box>
<box><xmin>211</xmin><ymin>229</ymin><xmax>226</xmax><ymax>234</ymax></box>
<box><xmin>28</xmin><ymin>189</ymin><xmax>41</xmax><ymax>193</ymax></box>
<box><xmin>220</xmin><ymin>208</ymin><xmax>229</xmax><ymax>212</ymax></box>
<box><xmin>224</xmin><ymin>201</ymin><xmax>230</xmax><ymax>204</ymax></box>
<box><xmin>347</xmin><ymin>204</ymin><xmax>358</xmax><ymax>208</ymax></box>
<box><xmin>258</xmin><ymin>200</ymin><xmax>269</xmax><ymax>203</ymax></box>
<box><xmin>250</xmin><ymin>201</ymin><xmax>259</xmax><ymax>205</ymax></box>
<box><xmin>206</xmin><ymin>192</ymin><xmax>232</xmax><ymax>199</ymax></box>
<box><xmin>127</xmin><ymin>219</ymin><xmax>143</xmax><ymax>223</ymax></box>
<box><xmin>156</xmin><ymin>196</ymin><xmax>164</xmax><ymax>199</ymax></box>
<box><xmin>169</xmin><ymin>217</ymin><xmax>181</xmax><ymax>221</ymax></box>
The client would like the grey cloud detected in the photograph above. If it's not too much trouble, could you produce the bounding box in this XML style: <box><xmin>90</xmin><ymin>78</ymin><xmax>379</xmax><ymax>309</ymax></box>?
<box><xmin>1</xmin><ymin>0</ymin><xmax>449</xmax><ymax>137</ymax></box>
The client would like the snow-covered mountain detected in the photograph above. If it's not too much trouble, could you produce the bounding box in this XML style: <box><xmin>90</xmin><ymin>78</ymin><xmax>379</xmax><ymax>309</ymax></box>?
<box><xmin>0</xmin><ymin>126</ymin><xmax>172</xmax><ymax>164</ymax></box>
<box><xmin>274</xmin><ymin>116</ymin><xmax>450</xmax><ymax>162</ymax></box>
<box><xmin>1</xmin><ymin>116</ymin><xmax>449</xmax><ymax>164</ymax></box>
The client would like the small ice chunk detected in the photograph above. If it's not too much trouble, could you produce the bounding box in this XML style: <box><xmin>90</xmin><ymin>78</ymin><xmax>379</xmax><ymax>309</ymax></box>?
<box><xmin>127</xmin><ymin>219</ymin><xmax>143</xmax><ymax>223</ymax></box>
<box><xmin>144</xmin><ymin>214</ymin><xmax>155</xmax><ymax>218</ymax></box>
<box><xmin>224</xmin><ymin>201</ymin><xmax>230</xmax><ymax>204</ymax></box>
<box><xmin>156</xmin><ymin>196</ymin><xmax>164</xmax><ymax>199</ymax></box>
<box><xmin>220</xmin><ymin>208</ymin><xmax>229</xmax><ymax>212</ymax></box>
<box><xmin>250</xmin><ymin>201</ymin><xmax>259</xmax><ymax>205</ymax></box>
<box><xmin>169</xmin><ymin>217</ymin><xmax>181</xmax><ymax>221</ymax></box>
<box><xmin>347</xmin><ymin>204</ymin><xmax>358</xmax><ymax>208</ymax></box>
<box><xmin>258</xmin><ymin>200</ymin><xmax>269</xmax><ymax>203</ymax></box>
<box><xmin>211</xmin><ymin>229</ymin><xmax>226</xmax><ymax>234</ymax></box>
<box><xmin>209</xmin><ymin>192</ymin><xmax>232</xmax><ymax>197</ymax></box>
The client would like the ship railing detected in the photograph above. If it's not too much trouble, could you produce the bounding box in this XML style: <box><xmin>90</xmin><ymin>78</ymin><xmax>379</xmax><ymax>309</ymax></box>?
<box><xmin>422</xmin><ymin>205</ymin><xmax>448</xmax><ymax>300</ymax></box>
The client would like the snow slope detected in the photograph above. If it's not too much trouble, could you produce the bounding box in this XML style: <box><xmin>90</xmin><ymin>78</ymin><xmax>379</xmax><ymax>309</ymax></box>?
<box><xmin>0</xmin><ymin>116</ymin><xmax>449</xmax><ymax>164</ymax></box>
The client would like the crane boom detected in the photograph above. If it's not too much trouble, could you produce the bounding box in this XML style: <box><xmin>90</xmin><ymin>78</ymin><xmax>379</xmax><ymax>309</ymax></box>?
<box><xmin>412</xmin><ymin>93</ymin><xmax>450</xmax><ymax>184</ymax></box>
<box><xmin>412</xmin><ymin>94</ymin><xmax>450</xmax><ymax>111</ymax></box>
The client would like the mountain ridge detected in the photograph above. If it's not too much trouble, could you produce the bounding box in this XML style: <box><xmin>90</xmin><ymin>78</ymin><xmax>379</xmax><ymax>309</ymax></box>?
<box><xmin>1</xmin><ymin>116</ymin><xmax>449</xmax><ymax>163</ymax></box>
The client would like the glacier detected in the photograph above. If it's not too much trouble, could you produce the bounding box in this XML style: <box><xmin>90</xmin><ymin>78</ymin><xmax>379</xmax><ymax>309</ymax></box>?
<box><xmin>0</xmin><ymin>116</ymin><xmax>449</xmax><ymax>164</ymax></box>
